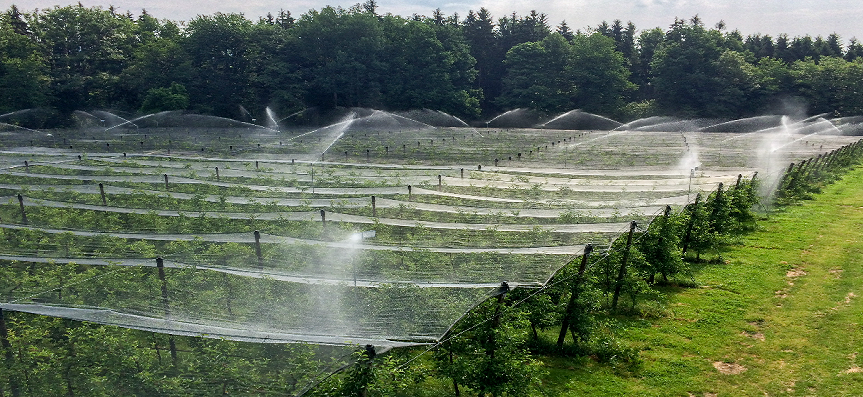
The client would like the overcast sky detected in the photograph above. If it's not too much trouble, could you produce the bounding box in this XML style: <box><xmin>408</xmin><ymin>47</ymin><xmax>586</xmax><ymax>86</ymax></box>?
<box><xmin>10</xmin><ymin>0</ymin><xmax>863</xmax><ymax>42</ymax></box>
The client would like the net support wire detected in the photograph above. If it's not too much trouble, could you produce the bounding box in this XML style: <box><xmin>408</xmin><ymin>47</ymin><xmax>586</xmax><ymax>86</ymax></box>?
<box><xmin>394</xmin><ymin>199</ymin><xmax>699</xmax><ymax>371</ymax></box>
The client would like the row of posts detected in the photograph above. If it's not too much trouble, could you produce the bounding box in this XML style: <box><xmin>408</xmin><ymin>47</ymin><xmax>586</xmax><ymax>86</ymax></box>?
<box><xmin>556</xmin><ymin>172</ymin><xmax>755</xmax><ymax>346</ymax></box>
<box><xmin>777</xmin><ymin>140</ymin><xmax>863</xmax><ymax>198</ymax></box>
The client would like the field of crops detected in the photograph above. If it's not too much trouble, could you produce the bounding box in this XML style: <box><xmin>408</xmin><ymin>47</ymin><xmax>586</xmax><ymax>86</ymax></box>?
<box><xmin>0</xmin><ymin>111</ymin><xmax>857</xmax><ymax>373</ymax></box>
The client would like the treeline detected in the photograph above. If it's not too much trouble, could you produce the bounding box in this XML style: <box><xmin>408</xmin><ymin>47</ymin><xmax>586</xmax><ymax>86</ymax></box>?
<box><xmin>2</xmin><ymin>3</ymin><xmax>863</xmax><ymax>125</ymax></box>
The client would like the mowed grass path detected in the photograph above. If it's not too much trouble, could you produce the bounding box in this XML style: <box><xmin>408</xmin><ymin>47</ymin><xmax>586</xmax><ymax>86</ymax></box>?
<box><xmin>544</xmin><ymin>167</ymin><xmax>863</xmax><ymax>396</ymax></box>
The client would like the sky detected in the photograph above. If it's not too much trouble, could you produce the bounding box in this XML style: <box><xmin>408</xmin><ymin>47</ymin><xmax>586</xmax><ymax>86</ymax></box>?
<box><xmin>9</xmin><ymin>0</ymin><xmax>863</xmax><ymax>42</ymax></box>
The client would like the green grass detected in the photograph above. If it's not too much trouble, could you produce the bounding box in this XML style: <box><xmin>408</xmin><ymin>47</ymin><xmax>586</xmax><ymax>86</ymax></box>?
<box><xmin>538</xmin><ymin>166</ymin><xmax>863</xmax><ymax>396</ymax></box>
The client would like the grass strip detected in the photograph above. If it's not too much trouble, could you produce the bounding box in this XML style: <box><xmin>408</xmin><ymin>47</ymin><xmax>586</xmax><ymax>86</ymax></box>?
<box><xmin>541</xmin><ymin>165</ymin><xmax>863</xmax><ymax>396</ymax></box>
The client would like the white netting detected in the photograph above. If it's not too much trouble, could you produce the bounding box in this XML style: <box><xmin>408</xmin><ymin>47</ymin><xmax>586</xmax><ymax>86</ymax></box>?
<box><xmin>1</xmin><ymin>111</ymin><xmax>860</xmax><ymax>353</ymax></box>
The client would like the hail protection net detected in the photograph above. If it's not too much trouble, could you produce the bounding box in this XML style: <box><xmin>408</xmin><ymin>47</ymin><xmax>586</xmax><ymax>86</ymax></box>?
<box><xmin>2</xmin><ymin>110</ymin><xmax>861</xmax><ymax>352</ymax></box>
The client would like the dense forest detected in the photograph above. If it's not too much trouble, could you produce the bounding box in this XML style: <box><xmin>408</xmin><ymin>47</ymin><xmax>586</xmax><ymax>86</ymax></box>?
<box><xmin>2</xmin><ymin>2</ymin><xmax>863</xmax><ymax>126</ymax></box>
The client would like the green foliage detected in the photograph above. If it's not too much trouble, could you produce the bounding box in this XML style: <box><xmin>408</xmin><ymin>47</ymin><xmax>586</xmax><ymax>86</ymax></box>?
<box><xmin>650</xmin><ymin>19</ymin><xmax>726</xmax><ymax>117</ymax></box>
<box><xmin>433</xmin><ymin>296</ymin><xmax>545</xmax><ymax>396</ymax></box>
<box><xmin>30</xmin><ymin>5</ymin><xmax>138</xmax><ymax>112</ymax></box>
<box><xmin>0</xmin><ymin>15</ymin><xmax>49</xmax><ymax>113</ymax></box>
<box><xmin>507</xmin><ymin>287</ymin><xmax>561</xmax><ymax>340</ymax></box>
<box><xmin>619</xmin><ymin>99</ymin><xmax>660</xmax><ymax>121</ymax></box>
<box><xmin>638</xmin><ymin>209</ymin><xmax>686</xmax><ymax>283</ymax></box>
<box><xmin>568</xmin><ymin>33</ymin><xmax>635</xmax><ymax>115</ymax></box>
<box><xmin>184</xmin><ymin>13</ymin><xmax>255</xmax><ymax>117</ymax></box>
<box><xmin>498</xmin><ymin>34</ymin><xmax>573</xmax><ymax>113</ymax></box>
<box><xmin>590</xmin><ymin>232</ymin><xmax>650</xmax><ymax>309</ymax></box>
<box><xmin>791</xmin><ymin>56</ymin><xmax>863</xmax><ymax>116</ymax></box>
<box><xmin>728</xmin><ymin>176</ymin><xmax>759</xmax><ymax>230</ymax></box>
<box><xmin>498</xmin><ymin>32</ymin><xmax>633</xmax><ymax>115</ymax></box>
<box><xmin>140</xmin><ymin>83</ymin><xmax>189</xmax><ymax>112</ymax></box>
<box><xmin>0</xmin><ymin>310</ymin><xmax>346</xmax><ymax>396</ymax></box>
<box><xmin>3</xmin><ymin>5</ymin><xmax>863</xmax><ymax>121</ymax></box>
<box><xmin>681</xmin><ymin>194</ymin><xmax>716</xmax><ymax>258</ymax></box>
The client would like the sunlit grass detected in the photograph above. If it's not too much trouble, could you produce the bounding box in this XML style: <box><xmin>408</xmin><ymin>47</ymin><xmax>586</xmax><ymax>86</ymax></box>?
<box><xmin>534</xmin><ymin>166</ymin><xmax>863</xmax><ymax>396</ymax></box>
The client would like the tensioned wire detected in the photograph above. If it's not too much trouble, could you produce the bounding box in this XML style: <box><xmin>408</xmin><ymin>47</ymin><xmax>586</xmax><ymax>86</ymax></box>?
<box><xmin>390</xmin><ymin>193</ymin><xmax>700</xmax><ymax>371</ymax></box>
<box><xmin>0</xmin><ymin>139</ymin><xmax>761</xmax><ymax>385</ymax></box>
<box><xmin>0</xmin><ymin>204</ymin><xmax>648</xmax><ymax>346</ymax></box>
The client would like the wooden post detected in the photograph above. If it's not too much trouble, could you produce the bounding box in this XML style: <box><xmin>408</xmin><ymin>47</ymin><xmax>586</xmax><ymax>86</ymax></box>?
<box><xmin>477</xmin><ymin>164</ymin><xmax>481</xmax><ymax>171</ymax></box>
<box><xmin>486</xmin><ymin>282</ymin><xmax>510</xmax><ymax>359</ymax></box>
<box><xmin>494</xmin><ymin>159</ymin><xmax>498</xmax><ymax>167</ymax></box>
<box><xmin>320</xmin><ymin>210</ymin><xmax>326</xmax><ymax>228</ymax></box>
<box><xmin>491</xmin><ymin>282</ymin><xmax>509</xmax><ymax>329</ymax></box>
<box><xmin>371</xmin><ymin>196</ymin><xmax>376</xmax><ymax>217</ymax></box>
<box><xmin>787</xmin><ymin>160</ymin><xmax>807</xmax><ymax>193</ymax></box>
<box><xmin>681</xmin><ymin>194</ymin><xmax>701</xmax><ymax>255</ymax></box>
<box><xmin>164</xmin><ymin>174</ymin><xmax>169</xmax><ymax>190</ymax></box>
<box><xmin>215</xmin><ymin>167</ymin><xmax>220</xmax><ymax>181</ymax></box>
<box><xmin>438</xmin><ymin>175</ymin><xmax>442</xmax><ymax>191</ymax></box>
<box><xmin>99</xmin><ymin>183</ymin><xmax>107</xmax><ymax>206</ymax></box>
<box><xmin>17</xmin><ymin>194</ymin><xmax>27</xmax><ymax>225</ymax></box>
<box><xmin>778</xmin><ymin>162</ymin><xmax>796</xmax><ymax>191</ymax></box>
<box><xmin>156</xmin><ymin>257</ymin><xmax>169</xmax><ymax>312</ymax></box>
<box><xmin>24</xmin><ymin>160</ymin><xmax>28</xmax><ymax>172</ymax></box>
<box><xmin>557</xmin><ymin>244</ymin><xmax>593</xmax><ymax>348</ymax></box>
<box><xmin>255</xmin><ymin>160</ymin><xmax>259</xmax><ymax>169</ymax></box>
<box><xmin>254</xmin><ymin>231</ymin><xmax>263</xmax><ymax>267</ymax></box>
<box><xmin>156</xmin><ymin>258</ymin><xmax>178</xmax><ymax>366</ymax></box>
<box><xmin>460</xmin><ymin>168</ymin><xmax>464</xmax><ymax>178</ymax></box>
<box><xmin>806</xmin><ymin>155</ymin><xmax>822</xmax><ymax>181</ymax></box>
<box><xmin>710</xmin><ymin>183</ymin><xmax>725</xmax><ymax>223</ymax></box>
<box><xmin>611</xmin><ymin>221</ymin><xmax>637</xmax><ymax>310</ymax></box>
<box><xmin>408</xmin><ymin>185</ymin><xmax>412</xmax><ymax>201</ymax></box>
